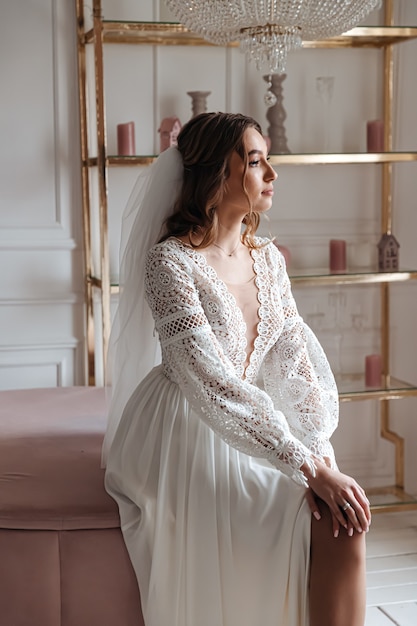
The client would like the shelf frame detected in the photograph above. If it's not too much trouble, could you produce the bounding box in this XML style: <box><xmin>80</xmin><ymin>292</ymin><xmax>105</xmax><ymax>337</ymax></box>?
<box><xmin>76</xmin><ymin>0</ymin><xmax>417</xmax><ymax>513</ymax></box>
<box><xmin>76</xmin><ymin>0</ymin><xmax>96</xmax><ymax>385</ymax></box>
<box><xmin>290</xmin><ymin>269</ymin><xmax>417</xmax><ymax>287</ymax></box>
<box><xmin>82</xmin><ymin>21</ymin><xmax>417</xmax><ymax>48</ymax></box>
<box><xmin>104</xmin><ymin>152</ymin><xmax>417</xmax><ymax>166</ymax></box>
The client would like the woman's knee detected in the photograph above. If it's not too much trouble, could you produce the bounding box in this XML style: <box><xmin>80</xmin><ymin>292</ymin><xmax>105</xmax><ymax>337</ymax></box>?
<box><xmin>311</xmin><ymin>500</ymin><xmax>366</xmax><ymax>564</ymax></box>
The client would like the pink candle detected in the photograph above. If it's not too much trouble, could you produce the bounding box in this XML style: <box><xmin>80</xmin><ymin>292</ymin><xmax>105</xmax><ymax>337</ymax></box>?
<box><xmin>117</xmin><ymin>121</ymin><xmax>136</xmax><ymax>156</ymax></box>
<box><xmin>366</xmin><ymin>120</ymin><xmax>384</xmax><ymax>152</ymax></box>
<box><xmin>329</xmin><ymin>239</ymin><xmax>346</xmax><ymax>273</ymax></box>
<box><xmin>365</xmin><ymin>354</ymin><xmax>382</xmax><ymax>387</ymax></box>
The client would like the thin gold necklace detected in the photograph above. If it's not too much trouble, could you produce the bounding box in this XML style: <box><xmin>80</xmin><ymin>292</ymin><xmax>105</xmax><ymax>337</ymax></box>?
<box><xmin>213</xmin><ymin>239</ymin><xmax>241</xmax><ymax>257</ymax></box>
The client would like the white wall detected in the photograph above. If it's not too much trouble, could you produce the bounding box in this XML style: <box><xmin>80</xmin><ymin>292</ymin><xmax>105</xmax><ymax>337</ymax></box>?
<box><xmin>0</xmin><ymin>0</ymin><xmax>85</xmax><ymax>389</ymax></box>
<box><xmin>1</xmin><ymin>0</ymin><xmax>416</xmax><ymax>492</ymax></box>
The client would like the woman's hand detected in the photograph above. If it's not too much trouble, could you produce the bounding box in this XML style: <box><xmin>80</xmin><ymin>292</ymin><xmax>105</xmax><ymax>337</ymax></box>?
<box><xmin>303</xmin><ymin>460</ymin><xmax>371</xmax><ymax>536</ymax></box>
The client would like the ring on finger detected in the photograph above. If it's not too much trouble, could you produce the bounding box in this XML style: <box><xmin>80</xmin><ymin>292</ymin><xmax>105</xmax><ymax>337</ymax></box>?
<box><xmin>341</xmin><ymin>501</ymin><xmax>351</xmax><ymax>512</ymax></box>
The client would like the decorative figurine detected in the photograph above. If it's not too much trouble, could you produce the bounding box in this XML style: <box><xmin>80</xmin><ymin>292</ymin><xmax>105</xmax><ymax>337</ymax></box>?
<box><xmin>158</xmin><ymin>116</ymin><xmax>182</xmax><ymax>153</ymax></box>
<box><xmin>377</xmin><ymin>233</ymin><xmax>400</xmax><ymax>271</ymax></box>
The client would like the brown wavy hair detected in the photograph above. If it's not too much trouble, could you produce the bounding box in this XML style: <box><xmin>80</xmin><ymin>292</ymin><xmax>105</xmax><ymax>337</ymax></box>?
<box><xmin>159</xmin><ymin>111</ymin><xmax>265</xmax><ymax>249</ymax></box>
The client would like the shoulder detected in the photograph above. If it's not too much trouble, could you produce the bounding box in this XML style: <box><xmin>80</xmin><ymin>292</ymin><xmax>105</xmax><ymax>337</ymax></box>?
<box><xmin>146</xmin><ymin>238</ymin><xmax>191</xmax><ymax>267</ymax></box>
<box><xmin>145</xmin><ymin>238</ymin><xmax>196</xmax><ymax>290</ymax></box>
<box><xmin>254</xmin><ymin>237</ymin><xmax>284</xmax><ymax>269</ymax></box>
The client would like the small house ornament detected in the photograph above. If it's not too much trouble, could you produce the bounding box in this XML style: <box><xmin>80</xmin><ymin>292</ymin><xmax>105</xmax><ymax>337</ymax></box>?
<box><xmin>158</xmin><ymin>116</ymin><xmax>182</xmax><ymax>153</ymax></box>
<box><xmin>377</xmin><ymin>233</ymin><xmax>400</xmax><ymax>271</ymax></box>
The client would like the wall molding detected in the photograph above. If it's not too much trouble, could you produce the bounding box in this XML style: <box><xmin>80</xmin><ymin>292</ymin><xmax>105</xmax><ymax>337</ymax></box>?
<box><xmin>0</xmin><ymin>0</ymin><xmax>82</xmax><ymax>246</ymax></box>
<box><xmin>0</xmin><ymin>294</ymin><xmax>84</xmax><ymax>306</ymax></box>
<box><xmin>0</xmin><ymin>234</ymin><xmax>79</xmax><ymax>250</ymax></box>
<box><xmin>0</xmin><ymin>342</ymin><xmax>84</xmax><ymax>389</ymax></box>
<box><xmin>0</xmin><ymin>340</ymin><xmax>80</xmax><ymax>352</ymax></box>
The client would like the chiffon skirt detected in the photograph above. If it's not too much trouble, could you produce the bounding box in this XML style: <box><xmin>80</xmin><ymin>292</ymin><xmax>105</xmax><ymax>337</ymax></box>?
<box><xmin>105</xmin><ymin>365</ymin><xmax>312</xmax><ymax>626</ymax></box>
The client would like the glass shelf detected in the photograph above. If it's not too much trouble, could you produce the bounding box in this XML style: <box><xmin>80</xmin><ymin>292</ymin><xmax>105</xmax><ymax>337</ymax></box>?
<box><xmin>84</xmin><ymin>23</ymin><xmax>417</xmax><ymax>48</ymax></box>
<box><xmin>106</xmin><ymin>155</ymin><xmax>155</xmax><ymax>166</ymax></box>
<box><xmin>289</xmin><ymin>267</ymin><xmax>417</xmax><ymax>286</ymax></box>
<box><xmin>105</xmin><ymin>269</ymin><xmax>417</xmax><ymax>292</ymax></box>
<box><xmin>335</xmin><ymin>374</ymin><xmax>417</xmax><ymax>402</ymax></box>
<box><xmin>269</xmin><ymin>153</ymin><xmax>417</xmax><ymax>165</ymax></box>
<box><xmin>104</xmin><ymin>152</ymin><xmax>417</xmax><ymax>167</ymax></box>
<box><xmin>303</xmin><ymin>26</ymin><xmax>417</xmax><ymax>48</ymax></box>
<box><xmin>368</xmin><ymin>487</ymin><xmax>417</xmax><ymax>513</ymax></box>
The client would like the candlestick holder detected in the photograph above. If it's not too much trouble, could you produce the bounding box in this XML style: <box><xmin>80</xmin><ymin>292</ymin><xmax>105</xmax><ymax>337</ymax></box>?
<box><xmin>328</xmin><ymin>289</ymin><xmax>347</xmax><ymax>375</ymax></box>
<box><xmin>263</xmin><ymin>74</ymin><xmax>290</xmax><ymax>154</ymax></box>
<box><xmin>306</xmin><ymin>309</ymin><xmax>325</xmax><ymax>335</ymax></box>
<box><xmin>187</xmin><ymin>91</ymin><xmax>211</xmax><ymax>118</ymax></box>
<box><xmin>351</xmin><ymin>305</ymin><xmax>366</xmax><ymax>332</ymax></box>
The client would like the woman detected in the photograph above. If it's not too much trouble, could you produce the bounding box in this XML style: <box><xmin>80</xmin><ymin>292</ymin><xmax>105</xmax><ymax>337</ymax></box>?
<box><xmin>104</xmin><ymin>112</ymin><xmax>371</xmax><ymax>626</ymax></box>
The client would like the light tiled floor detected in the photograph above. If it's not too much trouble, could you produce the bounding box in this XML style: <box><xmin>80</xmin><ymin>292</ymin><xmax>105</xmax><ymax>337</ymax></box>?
<box><xmin>365</xmin><ymin>509</ymin><xmax>417</xmax><ymax>625</ymax></box>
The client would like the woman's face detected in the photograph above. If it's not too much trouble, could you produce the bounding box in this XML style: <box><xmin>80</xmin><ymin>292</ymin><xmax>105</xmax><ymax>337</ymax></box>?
<box><xmin>219</xmin><ymin>127</ymin><xmax>277</xmax><ymax>218</ymax></box>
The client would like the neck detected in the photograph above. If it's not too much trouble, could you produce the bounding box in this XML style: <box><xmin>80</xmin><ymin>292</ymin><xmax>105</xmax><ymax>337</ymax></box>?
<box><xmin>213</xmin><ymin>224</ymin><xmax>243</xmax><ymax>257</ymax></box>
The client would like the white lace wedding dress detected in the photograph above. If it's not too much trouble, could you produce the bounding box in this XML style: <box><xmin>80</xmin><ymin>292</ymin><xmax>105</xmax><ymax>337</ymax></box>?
<box><xmin>105</xmin><ymin>237</ymin><xmax>339</xmax><ymax>626</ymax></box>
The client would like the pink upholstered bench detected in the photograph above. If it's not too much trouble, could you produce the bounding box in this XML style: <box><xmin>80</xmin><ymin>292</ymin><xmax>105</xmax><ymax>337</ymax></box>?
<box><xmin>0</xmin><ymin>386</ymin><xmax>144</xmax><ymax>626</ymax></box>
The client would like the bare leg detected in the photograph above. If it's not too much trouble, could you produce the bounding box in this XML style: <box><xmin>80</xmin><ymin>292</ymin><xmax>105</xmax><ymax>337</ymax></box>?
<box><xmin>309</xmin><ymin>499</ymin><xmax>367</xmax><ymax>626</ymax></box>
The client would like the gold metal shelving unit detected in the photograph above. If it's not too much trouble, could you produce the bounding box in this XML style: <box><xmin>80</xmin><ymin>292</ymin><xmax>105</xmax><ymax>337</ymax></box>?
<box><xmin>76</xmin><ymin>0</ymin><xmax>417</xmax><ymax>510</ymax></box>
<box><xmin>106</xmin><ymin>152</ymin><xmax>417</xmax><ymax>166</ymax></box>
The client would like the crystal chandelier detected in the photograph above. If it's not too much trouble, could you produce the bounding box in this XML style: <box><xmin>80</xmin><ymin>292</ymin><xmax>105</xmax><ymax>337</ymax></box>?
<box><xmin>164</xmin><ymin>0</ymin><xmax>380</xmax><ymax>75</ymax></box>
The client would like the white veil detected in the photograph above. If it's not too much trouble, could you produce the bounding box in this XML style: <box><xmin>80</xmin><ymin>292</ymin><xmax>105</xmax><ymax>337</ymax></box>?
<box><xmin>101</xmin><ymin>147</ymin><xmax>184</xmax><ymax>466</ymax></box>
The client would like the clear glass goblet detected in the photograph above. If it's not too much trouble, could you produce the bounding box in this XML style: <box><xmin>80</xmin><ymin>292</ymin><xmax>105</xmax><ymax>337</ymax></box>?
<box><xmin>316</xmin><ymin>76</ymin><xmax>335</xmax><ymax>153</ymax></box>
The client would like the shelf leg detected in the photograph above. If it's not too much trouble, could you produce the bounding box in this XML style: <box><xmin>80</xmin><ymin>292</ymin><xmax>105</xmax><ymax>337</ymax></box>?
<box><xmin>380</xmin><ymin>399</ymin><xmax>404</xmax><ymax>490</ymax></box>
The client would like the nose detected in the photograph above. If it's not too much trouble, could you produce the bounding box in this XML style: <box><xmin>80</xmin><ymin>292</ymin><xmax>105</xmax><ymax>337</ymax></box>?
<box><xmin>265</xmin><ymin>162</ymin><xmax>278</xmax><ymax>182</ymax></box>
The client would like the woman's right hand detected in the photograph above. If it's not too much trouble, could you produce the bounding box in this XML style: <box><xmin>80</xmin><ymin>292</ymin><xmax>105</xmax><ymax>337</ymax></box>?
<box><xmin>302</xmin><ymin>460</ymin><xmax>371</xmax><ymax>536</ymax></box>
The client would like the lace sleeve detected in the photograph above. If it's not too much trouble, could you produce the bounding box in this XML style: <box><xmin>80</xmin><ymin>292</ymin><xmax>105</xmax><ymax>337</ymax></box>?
<box><xmin>263</xmin><ymin>245</ymin><xmax>339</xmax><ymax>467</ymax></box>
<box><xmin>145</xmin><ymin>244</ymin><xmax>316</xmax><ymax>486</ymax></box>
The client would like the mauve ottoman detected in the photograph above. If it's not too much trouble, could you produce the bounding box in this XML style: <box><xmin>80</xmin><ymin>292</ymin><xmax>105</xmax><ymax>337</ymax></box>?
<box><xmin>0</xmin><ymin>386</ymin><xmax>144</xmax><ymax>626</ymax></box>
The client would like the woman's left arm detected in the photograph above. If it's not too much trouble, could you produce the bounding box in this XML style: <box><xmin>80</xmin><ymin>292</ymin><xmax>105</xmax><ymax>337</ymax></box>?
<box><xmin>263</xmin><ymin>246</ymin><xmax>339</xmax><ymax>467</ymax></box>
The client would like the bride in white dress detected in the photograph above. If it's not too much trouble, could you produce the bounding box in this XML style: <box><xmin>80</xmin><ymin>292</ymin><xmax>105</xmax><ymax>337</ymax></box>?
<box><xmin>103</xmin><ymin>112</ymin><xmax>371</xmax><ymax>626</ymax></box>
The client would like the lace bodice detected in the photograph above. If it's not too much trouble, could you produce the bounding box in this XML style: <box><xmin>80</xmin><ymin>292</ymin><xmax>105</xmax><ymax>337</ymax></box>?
<box><xmin>144</xmin><ymin>237</ymin><xmax>339</xmax><ymax>486</ymax></box>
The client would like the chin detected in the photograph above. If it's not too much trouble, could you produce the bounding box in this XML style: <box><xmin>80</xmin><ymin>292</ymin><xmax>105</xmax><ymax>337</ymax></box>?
<box><xmin>257</xmin><ymin>204</ymin><xmax>272</xmax><ymax>214</ymax></box>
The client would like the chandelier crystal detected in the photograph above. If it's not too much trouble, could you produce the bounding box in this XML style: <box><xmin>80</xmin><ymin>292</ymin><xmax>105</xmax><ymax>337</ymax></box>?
<box><xmin>164</xmin><ymin>0</ymin><xmax>380</xmax><ymax>74</ymax></box>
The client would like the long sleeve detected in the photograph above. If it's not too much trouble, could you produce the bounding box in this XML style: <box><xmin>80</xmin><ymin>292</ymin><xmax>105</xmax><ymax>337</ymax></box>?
<box><xmin>263</xmin><ymin>246</ymin><xmax>339</xmax><ymax>467</ymax></box>
<box><xmin>145</xmin><ymin>244</ymin><xmax>316</xmax><ymax>486</ymax></box>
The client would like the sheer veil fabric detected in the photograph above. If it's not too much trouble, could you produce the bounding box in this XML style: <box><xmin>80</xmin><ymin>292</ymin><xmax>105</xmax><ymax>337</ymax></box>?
<box><xmin>102</xmin><ymin>147</ymin><xmax>184</xmax><ymax>466</ymax></box>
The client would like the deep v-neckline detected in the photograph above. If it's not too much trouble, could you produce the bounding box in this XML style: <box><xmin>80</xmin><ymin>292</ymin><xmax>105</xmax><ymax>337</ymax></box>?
<box><xmin>169</xmin><ymin>237</ymin><xmax>263</xmax><ymax>380</ymax></box>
